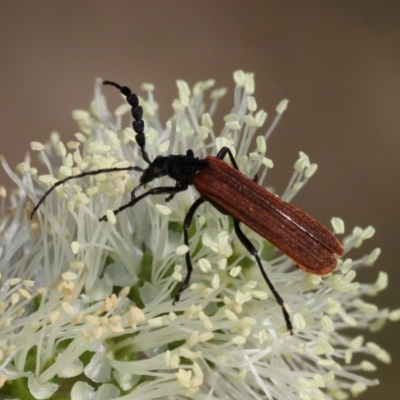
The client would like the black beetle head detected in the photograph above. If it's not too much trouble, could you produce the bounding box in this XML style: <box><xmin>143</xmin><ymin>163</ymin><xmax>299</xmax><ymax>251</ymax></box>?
<box><xmin>139</xmin><ymin>156</ymin><xmax>169</xmax><ymax>185</ymax></box>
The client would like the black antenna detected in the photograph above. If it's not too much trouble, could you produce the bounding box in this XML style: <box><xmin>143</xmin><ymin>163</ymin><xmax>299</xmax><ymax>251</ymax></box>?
<box><xmin>30</xmin><ymin>165</ymin><xmax>144</xmax><ymax>219</ymax></box>
<box><xmin>30</xmin><ymin>81</ymin><xmax>150</xmax><ymax>219</ymax></box>
<box><xmin>103</xmin><ymin>81</ymin><xmax>151</xmax><ymax>164</ymax></box>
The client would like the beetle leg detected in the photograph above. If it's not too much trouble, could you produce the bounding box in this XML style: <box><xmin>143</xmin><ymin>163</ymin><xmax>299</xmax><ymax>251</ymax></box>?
<box><xmin>99</xmin><ymin>185</ymin><xmax>187</xmax><ymax>221</ymax></box>
<box><xmin>173</xmin><ymin>197</ymin><xmax>205</xmax><ymax>304</ymax></box>
<box><xmin>215</xmin><ymin>146</ymin><xmax>240</xmax><ymax>170</ymax></box>
<box><xmin>233</xmin><ymin>219</ymin><xmax>293</xmax><ymax>335</ymax></box>
<box><xmin>216</xmin><ymin>147</ymin><xmax>259</xmax><ymax>182</ymax></box>
<box><xmin>165</xmin><ymin>182</ymin><xmax>187</xmax><ymax>202</ymax></box>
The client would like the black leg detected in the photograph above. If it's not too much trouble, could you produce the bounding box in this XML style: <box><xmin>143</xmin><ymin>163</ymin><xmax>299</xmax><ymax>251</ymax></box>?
<box><xmin>233</xmin><ymin>219</ymin><xmax>293</xmax><ymax>335</ymax></box>
<box><xmin>173</xmin><ymin>197</ymin><xmax>205</xmax><ymax>304</ymax></box>
<box><xmin>216</xmin><ymin>148</ymin><xmax>292</xmax><ymax>331</ymax></box>
<box><xmin>216</xmin><ymin>146</ymin><xmax>258</xmax><ymax>182</ymax></box>
<box><xmin>30</xmin><ymin>166</ymin><xmax>144</xmax><ymax>219</ymax></box>
<box><xmin>216</xmin><ymin>146</ymin><xmax>240</xmax><ymax>170</ymax></box>
<box><xmin>99</xmin><ymin>185</ymin><xmax>188</xmax><ymax>221</ymax></box>
<box><xmin>165</xmin><ymin>182</ymin><xmax>182</xmax><ymax>202</ymax></box>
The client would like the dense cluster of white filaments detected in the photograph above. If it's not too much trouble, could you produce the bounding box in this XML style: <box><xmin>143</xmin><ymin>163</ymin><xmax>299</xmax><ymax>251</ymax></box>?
<box><xmin>0</xmin><ymin>71</ymin><xmax>398</xmax><ymax>399</ymax></box>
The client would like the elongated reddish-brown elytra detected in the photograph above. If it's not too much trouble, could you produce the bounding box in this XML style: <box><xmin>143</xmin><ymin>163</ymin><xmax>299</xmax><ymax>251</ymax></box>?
<box><xmin>193</xmin><ymin>156</ymin><xmax>344</xmax><ymax>275</ymax></box>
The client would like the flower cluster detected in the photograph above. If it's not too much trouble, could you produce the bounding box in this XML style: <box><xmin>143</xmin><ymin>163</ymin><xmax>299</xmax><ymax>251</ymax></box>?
<box><xmin>0</xmin><ymin>71</ymin><xmax>397</xmax><ymax>399</ymax></box>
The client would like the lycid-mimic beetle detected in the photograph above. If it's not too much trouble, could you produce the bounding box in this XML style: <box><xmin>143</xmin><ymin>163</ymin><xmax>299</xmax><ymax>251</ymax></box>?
<box><xmin>31</xmin><ymin>81</ymin><xmax>344</xmax><ymax>334</ymax></box>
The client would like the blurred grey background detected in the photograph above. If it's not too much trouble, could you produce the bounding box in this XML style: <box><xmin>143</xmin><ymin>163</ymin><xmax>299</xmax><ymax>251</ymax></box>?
<box><xmin>0</xmin><ymin>1</ymin><xmax>399</xmax><ymax>398</ymax></box>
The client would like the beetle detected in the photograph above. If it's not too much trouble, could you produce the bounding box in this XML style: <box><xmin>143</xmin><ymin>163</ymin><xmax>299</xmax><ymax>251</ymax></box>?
<box><xmin>31</xmin><ymin>81</ymin><xmax>344</xmax><ymax>334</ymax></box>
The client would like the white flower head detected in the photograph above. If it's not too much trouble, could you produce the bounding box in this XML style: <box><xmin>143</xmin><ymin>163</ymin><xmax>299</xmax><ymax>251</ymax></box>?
<box><xmin>0</xmin><ymin>71</ymin><xmax>397</xmax><ymax>399</ymax></box>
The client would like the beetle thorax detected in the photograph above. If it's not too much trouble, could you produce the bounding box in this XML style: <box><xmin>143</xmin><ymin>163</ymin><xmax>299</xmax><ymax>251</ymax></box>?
<box><xmin>140</xmin><ymin>154</ymin><xmax>207</xmax><ymax>186</ymax></box>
